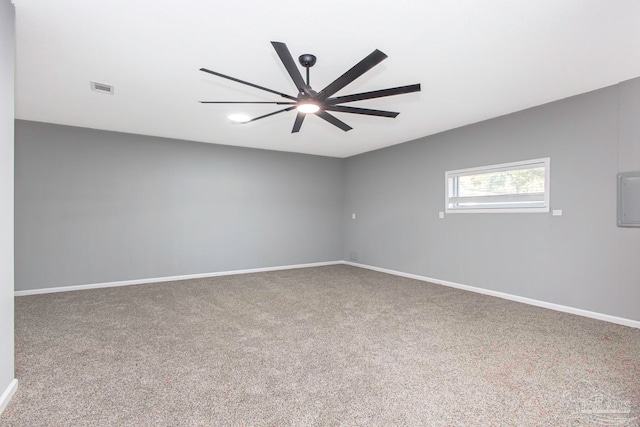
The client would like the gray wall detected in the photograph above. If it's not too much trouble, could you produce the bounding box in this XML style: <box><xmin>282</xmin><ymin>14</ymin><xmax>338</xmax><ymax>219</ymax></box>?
<box><xmin>0</xmin><ymin>0</ymin><xmax>15</xmax><ymax>400</ymax></box>
<box><xmin>15</xmin><ymin>121</ymin><xmax>344</xmax><ymax>291</ymax></box>
<box><xmin>344</xmin><ymin>78</ymin><xmax>640</xmax><ymax>322</ymax></box>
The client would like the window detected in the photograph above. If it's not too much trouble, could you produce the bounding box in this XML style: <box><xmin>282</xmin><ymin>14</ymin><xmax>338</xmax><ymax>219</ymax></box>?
<box><xmin>445</xmin><ymin>158</ymin><xmax>550</xmax><ymax>213</ymax></box>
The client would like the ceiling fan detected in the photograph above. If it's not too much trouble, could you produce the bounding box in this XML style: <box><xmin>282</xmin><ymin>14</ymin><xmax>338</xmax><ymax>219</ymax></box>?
<box><xmin>199</xmin><ymin>41</ymin><xmax>421</xmax><ymax>133</ymax></box>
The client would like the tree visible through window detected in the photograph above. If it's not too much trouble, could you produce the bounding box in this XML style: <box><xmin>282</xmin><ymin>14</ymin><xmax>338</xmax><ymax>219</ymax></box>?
<box><xmin>446</xmin><ymin>158</ymin><xmax>550</xmax><ymax>213</ymax></box>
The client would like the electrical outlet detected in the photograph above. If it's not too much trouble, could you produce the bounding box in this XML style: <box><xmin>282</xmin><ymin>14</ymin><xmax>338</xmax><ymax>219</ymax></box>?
<box><xmin>439</xmin><ymin>211</ymin><xmax>444</xmax><ymax>219</ymax></box>
<box><xmin>352</xmin><ymin>213</ymin><xmax>356</xmax><ymax>220</ymax></box>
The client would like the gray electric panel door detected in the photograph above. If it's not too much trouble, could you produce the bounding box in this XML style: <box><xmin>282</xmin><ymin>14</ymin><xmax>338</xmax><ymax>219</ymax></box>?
<box><xmin>617</xmin><ymin>172</ymin><xmax>640</xmax><ymax>227</ymax></box>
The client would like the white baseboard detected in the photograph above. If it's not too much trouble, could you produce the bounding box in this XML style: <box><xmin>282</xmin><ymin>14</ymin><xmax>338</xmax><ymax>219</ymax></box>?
<box><xmin>343</xmin><ymin>261</ymin><xmax>640</xmax><ymax>329</ymax></box>
<box><xmin>14</xmin><ymin>261</ymin><xmax>343</xmax><ymax>296</ymax></box>
<box><xmin>0</xmin><ymin>379</ymin><xmax>18</xmax><ymax>416</ymax></box>
<box><xmin>14</xmin><ymin>260</ymin><xmax>639</xmax><ymax>329</ymax></box>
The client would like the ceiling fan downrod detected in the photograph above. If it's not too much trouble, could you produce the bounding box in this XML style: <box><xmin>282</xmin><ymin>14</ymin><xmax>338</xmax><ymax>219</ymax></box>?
<box><xmin>298</xmin><ymin>54</ymin><xmax>316</xmax><ymax>87</ymax></box>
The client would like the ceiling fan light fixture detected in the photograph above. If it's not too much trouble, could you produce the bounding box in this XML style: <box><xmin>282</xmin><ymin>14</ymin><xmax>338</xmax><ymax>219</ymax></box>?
<box><xmin>228</xmin><ymin>113</ymin><xmax>250</xmax><ymax>123</ymax></box>
<box><xmin>296</xmin><ymin>103</ymin><xmax>320</xmax><ymax>114</ymax></box>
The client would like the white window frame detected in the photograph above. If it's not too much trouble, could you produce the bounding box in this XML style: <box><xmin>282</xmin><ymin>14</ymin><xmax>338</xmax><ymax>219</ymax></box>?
<box><xmin>445</xmin><ymin>158</ymin><xmax>550</xmax><ymax>214</ymax></box>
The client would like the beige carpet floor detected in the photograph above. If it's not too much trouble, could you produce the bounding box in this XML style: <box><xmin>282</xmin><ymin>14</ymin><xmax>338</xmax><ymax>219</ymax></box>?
<box><xmin>1</xmin><ymin>264</ymin><xmax>639</xmax><ymax>426</ymax></box>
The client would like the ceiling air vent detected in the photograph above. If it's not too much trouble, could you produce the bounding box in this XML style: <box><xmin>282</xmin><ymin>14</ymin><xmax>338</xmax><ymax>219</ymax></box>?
<box><xmin>90</xmin><ymin>81</ymin><xmax>114</xmax><ymax>95</ymax></box>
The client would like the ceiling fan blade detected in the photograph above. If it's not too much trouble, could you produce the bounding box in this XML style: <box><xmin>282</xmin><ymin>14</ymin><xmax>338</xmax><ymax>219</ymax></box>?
<box><xmin>324</xmin><ymin>105</ymin><xmax>399</xmax><ymax>118</ymax></box>
<box><xmin>292</xmin><ymin>112</ymin><xmax>305</xmax><ymax>133</ymax></box>
<box><xmin>271</xmin><ymin>42</ymin><xmax>310</xmax><ymax>95</ymax></box>
<box><xmin>316</xmin><ymin>111</ymin><xmax>353</xmax><ymax>132</ymax></box>
<box><xmin>200</xmin><ymin>68</ymin><xmax>297</xmax><ymax>101</ymax></box>
<box><xmin>199</xmin><ymin>101</ymin><xmax>295</xmax><ymax>104</ymax></box>
<box><xmin>245</xmin><ymin>106</ymin><xmax>297</xmax><ymax>123</ymax></box>
<box><xmin>316</xmin><ymin>49</ymin><xmax>388</xmax><ymax>101</ymax></box>
<box><xmin>327</xmin><ymin>84</ymin><xmax>421</xmax><ymax>105</ymax></box>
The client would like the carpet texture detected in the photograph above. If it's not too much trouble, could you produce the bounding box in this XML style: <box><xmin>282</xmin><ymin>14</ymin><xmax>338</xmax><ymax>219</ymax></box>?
<box><xmin>1</xmin><ymin>265</ymin><xmax>639</xmax><ymax>426</ymax></box>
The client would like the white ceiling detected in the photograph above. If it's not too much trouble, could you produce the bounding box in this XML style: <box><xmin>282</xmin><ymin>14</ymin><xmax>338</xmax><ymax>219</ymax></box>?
<box><xmin>13</xmin><ymin>0</ymin><xmax>640</xmax><ymax>158</ymax></box>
